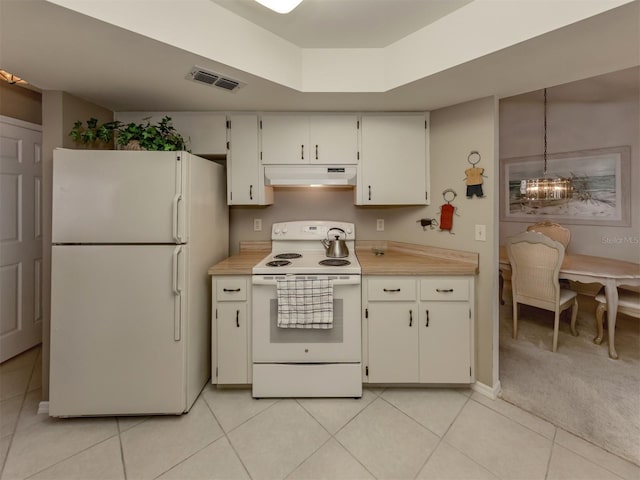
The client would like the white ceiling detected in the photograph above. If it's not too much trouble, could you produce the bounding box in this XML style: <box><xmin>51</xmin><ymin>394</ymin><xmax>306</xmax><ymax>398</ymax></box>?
<box><xmin>210</xmin><ymin>0</ymin><xmax>474</xmax><ymax>48</ymax></box>
<box><xmin>1</xmin><ymin>0</ymin><xmax>638</xmax><ymax>113</ymax></box>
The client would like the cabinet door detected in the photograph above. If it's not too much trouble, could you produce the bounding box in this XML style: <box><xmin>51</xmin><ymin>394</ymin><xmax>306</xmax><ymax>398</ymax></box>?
<box><xmin>367</xmin><ymin>302</ymin><xmax>419</xmax><ymax>383</ymax></box>
<box><xmin>228</xmin><ymin>114</ymin><xmax>273</xmax><ymax>205</ymax></box>
<box><xmin>309</xmin><ymin>115</ymin><xmax>358</xmax><ymax>164</ymax></box>
<box><xmin>359</xmin><ymin>115</ymin><xmax>427</xmax><ymax>205</ymax></box>
<box><xmin>217</xmin><ymin>302</ymin><xmax>248</xmax><ymax>384</ymax></box>
<box><xmin>260</xmin><ymin>115</ymin><xmax>310</xmax><ymax>164</ymax></box>
<box><xmin>419</xmin><ymin>302</ymin><xmax>471</xmax><ymax>383</ymax></box>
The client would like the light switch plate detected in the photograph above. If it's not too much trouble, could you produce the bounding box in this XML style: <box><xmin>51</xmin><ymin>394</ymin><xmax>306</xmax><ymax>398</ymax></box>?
<box><xmin>376</xmin><ymin>219</ymin><xmax>385</xmax><ymax>231</ymax></box>
<box><xmin>254</xmin><ymin>218</ymin><xmax>262</xmax><ymax>231</ymax></box>
<box><xmin>475</xmin><ymin>224</ymin><xmax>486</xmax><ymax>241</ymax></box>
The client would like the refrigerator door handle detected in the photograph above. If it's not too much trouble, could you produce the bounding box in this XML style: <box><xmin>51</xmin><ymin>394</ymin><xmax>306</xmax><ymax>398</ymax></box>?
<box><xmin>172</xmin><ymin>194</ymin><xmax>184</xmax><ymax>243</ymax></box>
<box><xmin>173</xmin><ymin>246</ymin><xmax>184</xmax><ymax>341</ymax></box>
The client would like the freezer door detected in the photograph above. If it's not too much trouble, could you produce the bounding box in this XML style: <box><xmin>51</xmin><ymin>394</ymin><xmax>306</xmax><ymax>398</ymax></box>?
<box><xmin>50</xmin><ymin>245</ymin><xmax>188</xmax><ymax>416</ymax></box>
<box><xmin>52</xmin><ymin>149</ymin><xmax>186</xmax><ymax>244</ymax></box>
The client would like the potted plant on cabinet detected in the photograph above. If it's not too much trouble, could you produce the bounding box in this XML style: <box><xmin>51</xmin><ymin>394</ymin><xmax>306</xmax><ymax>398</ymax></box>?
<box><xmin>69</xmin><ymin>116</ymin><xmax>189</xmax><ymax>151</ymax></box>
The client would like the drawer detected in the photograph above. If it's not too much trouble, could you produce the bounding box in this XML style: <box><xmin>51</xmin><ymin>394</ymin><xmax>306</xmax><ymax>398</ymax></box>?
<box><xmin>215</xmin><ymin>277</ymin><xmax>247</xmax><ymax>301</ymax></box>
<box><xmin>420</xmin><ymin>278</ymin><xmax>469</xmax><ymax>301</ymax></box>
<box><xmin>367</xmin><ymin>278</ymin><xmax>416</xmax><ymax>301</ymax></box>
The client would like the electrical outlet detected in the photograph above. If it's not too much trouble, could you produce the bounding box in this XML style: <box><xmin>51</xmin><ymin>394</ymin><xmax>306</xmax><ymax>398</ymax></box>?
<box><xmin>475</xmin><ymin>224</ymin><xmax>486</xmax><ymax>241</ymax></box>
<box><xmin>376</xmin><ymin>219</ymin><xmax>385</xmax><ymax>231</ymax></box>
<box><xmin>254</xmin><ymin>218</ymin><xmax>262</xmax><ymax>232</ymax></box>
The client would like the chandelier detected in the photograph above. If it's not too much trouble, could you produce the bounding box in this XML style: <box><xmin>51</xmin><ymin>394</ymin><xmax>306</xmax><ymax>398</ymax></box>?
<box><xmin>520</xmin><ymin>89</ymin><xmax>573</xmax><ymax>205</ymax></box>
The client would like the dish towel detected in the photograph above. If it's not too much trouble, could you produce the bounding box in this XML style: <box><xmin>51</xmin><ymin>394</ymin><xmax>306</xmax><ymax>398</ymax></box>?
<box><xmin>276</xmin><ymin>278</ymin><xmax>334</xmax><ymax>329</ymax></box>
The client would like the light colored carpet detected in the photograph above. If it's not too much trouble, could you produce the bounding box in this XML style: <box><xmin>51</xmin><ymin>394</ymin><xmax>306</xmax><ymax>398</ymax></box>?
<box><xmin>499</xmin><ymin>293</ymin><xmax>640</xmax><ymax>466</ymax></box>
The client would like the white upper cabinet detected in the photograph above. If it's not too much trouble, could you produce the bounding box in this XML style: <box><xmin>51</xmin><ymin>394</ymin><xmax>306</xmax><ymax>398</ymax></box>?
<box><xmin>309</xmin><ymin>115</ymin><xmax>359</xmax><ymax>164</ymax></box>
<box><xmin>227</xmin><ymin>114</ymin><xmax>273</xmax><ymax>206</ymax></box>
<box><xmin>260</xmin><ymin>114</ymin><xmax>358</xmax><ymax>165</ymax></box>
<box><xmin>358</xmin><ymin>114</ymin><xmax>429</xmax><ymax>205</ymax></box>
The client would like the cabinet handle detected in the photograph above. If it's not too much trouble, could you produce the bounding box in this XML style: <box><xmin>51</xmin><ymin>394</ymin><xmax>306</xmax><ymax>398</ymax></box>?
<box><xmin>409</xmin><ymin>309</ymin><xmax>413</xmax><ymax>327</ymax></box>
<box><xmin>223</xmin><ymin>288</ymin><xmax>241</xmax><ymax>292</ymax></box>
<box><xmin>383</xmin><ymin>288</ymin><xmax>401</xmax><ymax>292</ymax></box>
<box><xmin>249</xmin><ymin>185</ymin><xmax>253</xmax><ymax>200</ymax></box>
<box><xmin>236</xmin><ymin>309</ymin><xmax>240</xmax><ymax>328</ymax></box>
<box><xmin>436</xmin><ymin>288</ymin><xmax>454</xmax><ymax>293</ymax></box>
<box><xmin>315</xmin><ymin>144</ymin><xmax>318</xmax><ymax>160</ymax></box>
<box><xmin>425</xmin><ymin>309</ymin><xmax>430</xmax><ymax>327</ymax></box>
<box><xmin>368</xmin><ymin>185</ymin><xmax>372</xmax><ymax>201</ymax></box>
<box><xmin>301</xmin><ymin>144</ymin><xmax>304</xmax><ymax>160</ymax></box>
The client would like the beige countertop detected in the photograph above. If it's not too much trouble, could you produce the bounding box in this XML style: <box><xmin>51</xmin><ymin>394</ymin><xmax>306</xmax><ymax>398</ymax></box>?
<box><xmin>209</xmin><ymin>240</ymin><xmax>478</xmax><ymax>276</ymax></box>
<box><xmin>356</xmin><ymin>241</ymin><xmax>478</xmax><ymax>276</ymax></box>
<box><xmin>207</xmin><ymin>241</ymin><xmax>270</xmax><ymax>275</ymax></box>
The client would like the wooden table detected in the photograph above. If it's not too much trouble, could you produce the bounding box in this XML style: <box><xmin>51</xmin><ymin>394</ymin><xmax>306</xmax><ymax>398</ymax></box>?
<box><xmin>499</xmin><ymin>246</ymin><xmax>640</xmax><ymax>359</ymax></box>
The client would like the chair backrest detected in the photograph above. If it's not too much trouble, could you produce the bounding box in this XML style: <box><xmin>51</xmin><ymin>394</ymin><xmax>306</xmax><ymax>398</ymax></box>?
<box><xmin>507</xmin><ymin>231</ymin><xmax>566</xmax><ymax>311</ymax></box>
<box><xmin>526</xmin><ymin>221</ymin><xmax>570</xmax><ymax>249</ymax></box>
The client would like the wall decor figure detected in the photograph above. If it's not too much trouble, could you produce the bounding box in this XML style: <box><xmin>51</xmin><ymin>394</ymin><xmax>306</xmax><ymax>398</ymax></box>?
<box><xmin>464</xmin><ymin>150</ymin><xmax>486</xmax><ymax>198</ymax></box>
<box><xmin>439</xmin><ymin>188</ymin><xmax>459</xmax><ymax>233</ymax></box>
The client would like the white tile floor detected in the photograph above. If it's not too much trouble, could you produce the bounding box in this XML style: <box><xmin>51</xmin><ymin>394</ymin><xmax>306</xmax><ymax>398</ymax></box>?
<box><xmin>2</xmin><ymin>346</ymin><xmax>639</xmax><ymax>480</ymax></box>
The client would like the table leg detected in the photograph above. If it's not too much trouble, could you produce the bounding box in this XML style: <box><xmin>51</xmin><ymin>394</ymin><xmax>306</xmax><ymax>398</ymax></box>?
<box><xmin>604</xmin><ymin>279</ymin><xmax>619</xmax><ymax>360</ymax></box>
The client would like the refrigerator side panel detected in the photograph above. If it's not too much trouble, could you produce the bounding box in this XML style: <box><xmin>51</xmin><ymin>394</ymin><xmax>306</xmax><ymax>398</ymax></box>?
<box><xmin>184</xmin><ymin>154</ymin><xmax>229</xmax><ymax>407</ymax></box>
<box><xmin>52</xmin><ymin>149</ymin><xmax>180</xmax><ymax>244</ymax></box>
<box><xmin>50</xmin><ymin>245</ymin><xmax>187</xmax><ymax>416</ymax></box>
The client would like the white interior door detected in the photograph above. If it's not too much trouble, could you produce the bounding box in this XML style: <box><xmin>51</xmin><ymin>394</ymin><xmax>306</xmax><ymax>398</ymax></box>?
<box><xmin>0</xmin><ymin>117</ymin><xmax>43</xmax><ymax>362</ymax></box>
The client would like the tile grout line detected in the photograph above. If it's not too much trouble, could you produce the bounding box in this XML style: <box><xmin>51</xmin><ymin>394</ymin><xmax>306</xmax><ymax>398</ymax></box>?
<box><xmin>201</xmin><ymin>390</ymin><xmax>257</xmax><ymax>480</ymax></box>
<box><xmin>544</xmin><ymin>428</ymin><xmax>558</xmax><ymax>480</ymax></box>
<box><xmin>0</xmin><ymin>346</ymin><xmax>42</xmax><ymax>478</ymax></box>
<box><xmin>291</xmin><ymin>395</ymin><xmax>378</xmax><ymax>480</ymax></box>
<box><xmin>410</xmin><ymin>392</ymin><xmax>473</xmax><ymax>480</ymax></box>
<box><xmin>116</xmin><ymin>418</ymin><xmax>128</xmax><ymax>480</ymax></box>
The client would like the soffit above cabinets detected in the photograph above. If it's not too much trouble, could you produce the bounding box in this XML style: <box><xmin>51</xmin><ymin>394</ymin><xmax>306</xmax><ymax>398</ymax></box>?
<box><xmin>2</xmin><ymin>1</ymin><xmax>637</xmax><ymax>112</ymax></box>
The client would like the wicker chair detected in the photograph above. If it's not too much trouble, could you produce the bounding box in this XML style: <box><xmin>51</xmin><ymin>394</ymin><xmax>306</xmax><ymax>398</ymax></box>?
<box><xmin>507</xmin><ymin>231</ymin><xmax>578</xmax><ymax>352</ymax></box>
<box><xmin>526</xmin><ymin>221</ymin><xmax>571</xmax><ymax>249</ymax></box>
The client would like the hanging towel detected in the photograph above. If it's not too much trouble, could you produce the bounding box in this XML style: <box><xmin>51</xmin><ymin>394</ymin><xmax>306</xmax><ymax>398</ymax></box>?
<box><xmin>277</xmin><ymin>278</ymin><xmax>333</xmax><ymax>329</ymax></box>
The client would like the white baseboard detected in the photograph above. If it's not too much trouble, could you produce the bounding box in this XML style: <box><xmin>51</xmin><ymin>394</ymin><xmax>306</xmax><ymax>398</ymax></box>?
<box><xmin>38</xmin><ymin>401</ymin><xmax>49</xmax><ymax>415</ymax></box>
<box><xmin>472</xmin><ymin>380</ymin><xmax>502</xmax><ymax>399</ymax></box>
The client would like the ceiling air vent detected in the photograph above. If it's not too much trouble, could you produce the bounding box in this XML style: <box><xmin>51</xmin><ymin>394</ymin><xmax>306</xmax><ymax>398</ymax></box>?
<box><xmin>187</xmin><ymin>66</ymin><xmax>245</xmax><ymax>92</ymax></box>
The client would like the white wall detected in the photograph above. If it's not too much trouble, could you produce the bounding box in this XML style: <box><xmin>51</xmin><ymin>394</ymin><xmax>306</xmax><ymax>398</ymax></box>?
<box><xmin>499</xmin><ymin>67</ymin><xmax>639</xmax><ymax>264</ymax></box>
<box><xmin>230</xmin><ymin>97</ymin><xmax>499</xmax><ymax>387</ymax></box>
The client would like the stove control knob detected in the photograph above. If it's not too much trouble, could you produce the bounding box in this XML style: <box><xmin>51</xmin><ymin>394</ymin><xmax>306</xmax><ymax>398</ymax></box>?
<box><xmin>282</xmin><ymin>225</ymin><xmax>288</xmax><ymax>234</ymax></box>
<box><xmin>346</xmin><ymin>227</ymin><xmax>353</xmax><ymax>235</ymax></box>
<box><xmin>274</xmin><ymin>227</ymin><xmax>281</xmax><ymax>234</ymax></box>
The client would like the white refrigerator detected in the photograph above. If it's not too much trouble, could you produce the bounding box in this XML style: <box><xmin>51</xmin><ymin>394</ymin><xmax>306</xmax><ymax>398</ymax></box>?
<box><xmin>49</xmin><ymin>148</ymin><xmax>228</xmax><ymax>417</ymax></box>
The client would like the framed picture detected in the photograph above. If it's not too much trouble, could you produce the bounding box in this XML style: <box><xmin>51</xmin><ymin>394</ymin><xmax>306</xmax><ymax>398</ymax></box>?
<box><xmin>500</xmin><ymin>146</ymin><xmax>631</xmax><ymax>226</ymax></box>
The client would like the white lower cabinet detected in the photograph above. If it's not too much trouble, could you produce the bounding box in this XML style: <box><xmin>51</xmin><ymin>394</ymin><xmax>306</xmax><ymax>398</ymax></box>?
<box><xmin>212</xmin><ymin>276</ymin><xmax>251</xmax><ymax>384</ymax></box>
<box><xmin>364</xmin><ymin>276</ymin><xmax>474</xmax><ymax>384</ymax></box>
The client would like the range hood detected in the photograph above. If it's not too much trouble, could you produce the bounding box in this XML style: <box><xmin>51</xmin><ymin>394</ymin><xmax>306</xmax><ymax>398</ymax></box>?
<box><xmin>264</xmin><ymin>166</ymin><xmax>356</xmax><ymax>187</ymax></box>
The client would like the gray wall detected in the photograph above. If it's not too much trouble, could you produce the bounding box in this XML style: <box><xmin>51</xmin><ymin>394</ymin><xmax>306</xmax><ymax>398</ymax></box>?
<box><xmin>230</xmin><ymin>96</ymin><xmax>499</xmax><ymax>387</ymax></box>
<box><xmin>499</xmin><ymin>68</ymin><xmax>639</xmax><ymax>264</ymax></box>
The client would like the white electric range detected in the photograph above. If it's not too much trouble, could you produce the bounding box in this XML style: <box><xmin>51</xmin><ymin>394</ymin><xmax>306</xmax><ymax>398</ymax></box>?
<box><xmin>251</xmin><ymin>221</ymin><xmax>362</xmax><ymax>398</ymax></box>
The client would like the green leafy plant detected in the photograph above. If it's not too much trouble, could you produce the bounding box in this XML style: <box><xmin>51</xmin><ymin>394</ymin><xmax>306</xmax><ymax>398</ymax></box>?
<box><xmin>69</xmin><ymin>116</ymin><xmax>189</xmax><ymax>151</ymax></box>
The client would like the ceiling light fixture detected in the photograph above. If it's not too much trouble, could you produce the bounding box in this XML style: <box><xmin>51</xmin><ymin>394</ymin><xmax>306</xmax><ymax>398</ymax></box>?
<box><xmin>520</xmin><ymin>88</ymin><xmax>573</xmax><ymax>206</ymax></box>
<box><xmin>0</xmin><ymin>69</ymin><xmax>28</xmax><ymax>85</ymax></box>
<box><xmin>254</xmin><ymin>0</ymin><xmax>303</xmax><ymax>14</ymax></box>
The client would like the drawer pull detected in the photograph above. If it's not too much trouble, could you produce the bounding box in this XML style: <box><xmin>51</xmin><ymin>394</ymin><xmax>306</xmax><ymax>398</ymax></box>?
<box><xmin>409</xmin><ymin>309</ymin><xmax>413</xmax><ymax>327</ymax></box>
<box><xmin>223</xmin><ymin>288</ymin><xmax>241</xmax><ymax>292</ymax></box>
<box><xmin>383</xmin><ymin>288</ymin><xmax>401</xmax><ymax>292</ymax></box>
<box><xmin>236</xmin><ymin>310</ymin><xmax>240</xmax><ymax>328</ymax></box>
<box><xmin>436</xmin><ymin>288</ymin><xmax>454</xmax><ymax>293</ymax></box>
<box><xmin>425</xmin><ymin>309</ymin><xmax>430</xmax><ymax>327</ymax></box>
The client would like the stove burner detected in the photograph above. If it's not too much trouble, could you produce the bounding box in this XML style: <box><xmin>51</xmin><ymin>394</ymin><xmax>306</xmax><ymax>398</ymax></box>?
<box><xmin>319</xmin><ymin>259</ymin><xmax>351</xmax><ymax>267</ymax></box>
<box><xmin>274</xmin><ymin>253</ymin><xmax>302</xmax><ymax>259</ymax></box>
<box><xmin>266</xmin><ymin>260</ymin><xmax>291</xmax><ymax>267</ymax></box>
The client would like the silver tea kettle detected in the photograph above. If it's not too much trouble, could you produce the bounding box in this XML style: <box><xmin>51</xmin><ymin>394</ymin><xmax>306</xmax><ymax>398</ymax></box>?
<box><xmin>321</xmin><ymin>227</ymin><xmax>349</xmax><ymax>258</ymax></box>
